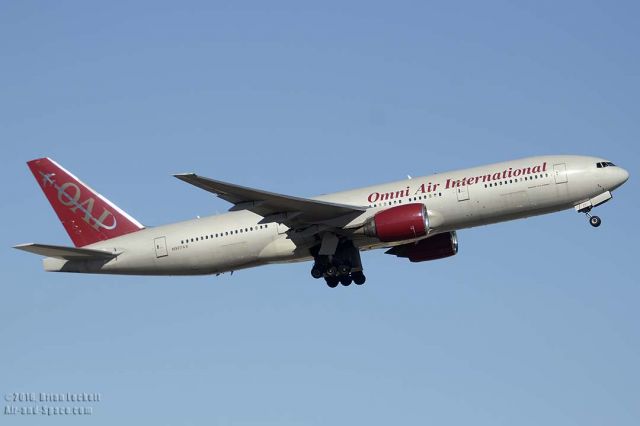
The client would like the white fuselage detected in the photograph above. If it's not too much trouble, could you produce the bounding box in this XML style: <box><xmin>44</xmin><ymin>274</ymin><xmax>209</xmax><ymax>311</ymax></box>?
<box><xmin>43</xmin><ymin>155</ymin><xmax>628</xmax><ymax>275</ymax></box>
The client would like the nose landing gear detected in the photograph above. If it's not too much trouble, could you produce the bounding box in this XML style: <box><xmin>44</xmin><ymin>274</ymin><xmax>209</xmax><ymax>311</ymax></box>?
<box><xmin>579</xmin><ymin>206</ymin><xmax>602</xmax><ymax>228</ymax></box>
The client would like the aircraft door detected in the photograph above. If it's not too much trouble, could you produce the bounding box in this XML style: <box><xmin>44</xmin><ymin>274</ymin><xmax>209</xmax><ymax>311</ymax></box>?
<box><xmin>553</xmin><ymin>163</ymin><xmax>568</xmax><ymax>184</ymax></box>
<box><xmin>154</xmin><ymin>237</ymin><xmax>168</xmax><ymax>258</ymax></box>
<box><xmin>456</xmin><ymin>185</ymin><xmax>470</xmax><ymax>201</ymax></box>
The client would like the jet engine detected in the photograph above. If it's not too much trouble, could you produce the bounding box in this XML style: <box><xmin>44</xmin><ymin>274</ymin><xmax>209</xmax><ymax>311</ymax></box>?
<box><xmin>363</xmin><ymin>203</ymin><xmax>429</xmax><ymax>242</ymax></box>
<box><xmin>385</xmin><ymin>231</ymin><xmax>458</xmax><ymax>262</ymax></box>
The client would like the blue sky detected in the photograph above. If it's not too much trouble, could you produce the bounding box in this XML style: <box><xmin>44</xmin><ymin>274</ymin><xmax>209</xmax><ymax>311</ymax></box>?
<box><xmin>1</xmin><ymin>1</ymin><xmax>638</xmax><ymax>424</ymax></box>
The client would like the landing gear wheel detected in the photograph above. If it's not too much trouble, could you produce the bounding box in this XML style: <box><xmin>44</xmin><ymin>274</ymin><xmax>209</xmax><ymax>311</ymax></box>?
<box><xmin>589</xmin><ymin>215</ymin><xmax>602</xmax><ymax>227</ymax></box>
<box><xmin>339</xmin><ymin>275</ymin><xmax>352</xmax><ymax>286</ymax></box>
<box><xmin>311</xmin><ymin>265</ymin><xmax>323</xmax><ymax>279</ymax></box>
<box><xmin>325</xmin><ymin>266</ymin><xmax>338</xmax><ymax>278</ymax></box>
<box><xmin>325</xmin><ymin>276</ymin><xmax>339</xmax><ymax>288</ymax></box>
<box><xmin>352</xmin><ymin>272</ymin><xmax>366</xmax><ymax>285</ymax></box>
<box><xmin>337</xmin><ymin>264</ymin><xmax>351</xmax><ymax>276</ymax></box>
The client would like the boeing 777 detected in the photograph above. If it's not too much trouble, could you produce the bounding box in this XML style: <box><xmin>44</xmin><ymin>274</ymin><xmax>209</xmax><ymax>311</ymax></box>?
<box><xmin>15</xmin><ymin>155</ymin><xmax>629</xmax><ymax>287</ymax></box>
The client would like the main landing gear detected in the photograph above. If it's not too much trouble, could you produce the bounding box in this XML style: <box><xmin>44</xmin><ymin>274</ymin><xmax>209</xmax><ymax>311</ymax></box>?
<box><xmin>310</xmin><ymin>241</ymin><xmax>366</xmax><ymax>288</ymax></box>
<box><xmin>318</xmin><ymin>267</ymin><xmax>366</xmax><ymax>288</ymax></box>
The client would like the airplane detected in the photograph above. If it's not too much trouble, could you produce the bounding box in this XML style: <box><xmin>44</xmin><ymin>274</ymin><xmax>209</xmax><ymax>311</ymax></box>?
<box><xmin>15</xmin><ymin>155</ymin><xmax>629</xmax><ymax>287</ymax></box>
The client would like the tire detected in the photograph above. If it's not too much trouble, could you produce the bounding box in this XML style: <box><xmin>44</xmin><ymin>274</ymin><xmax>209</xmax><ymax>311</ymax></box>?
<box><xmin>337</xmin><ymin>264</ymin><xmax>351</xmax><ymax>276</ymax></box>
<box><xmin>352</xmin><ymin>272</ymin><xmax>366</xmax><ymax>285</ymax></box>
<box><xmin>311</xmin><ymin>265</ymin><xmax>323</xmax><ymax>279</ymax></box>
<box><xmin>325</xmin><ymin>276</ymin><xmax>339</xmax><ymax>288</ymax></box>
<box><xmin>340</xmin><ymin>275</ymin><xmax>352</xmax><ymax>286</ymax></box>
<box><xmin>326</xmin><ymin>266</ymin><xmax>338</xmax><ymax>277</ymax></box>
<box><xmin>590</xmin><ymin>216</ymin><xmax>602</xmax><ymax>227</ymax></box>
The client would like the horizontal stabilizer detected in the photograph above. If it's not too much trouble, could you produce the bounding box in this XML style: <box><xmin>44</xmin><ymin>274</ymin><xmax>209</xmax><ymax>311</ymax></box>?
<box><xmin>14</xmin><ymin>243</ymin><xmax>119</xmax><ymax>260</ymax></box>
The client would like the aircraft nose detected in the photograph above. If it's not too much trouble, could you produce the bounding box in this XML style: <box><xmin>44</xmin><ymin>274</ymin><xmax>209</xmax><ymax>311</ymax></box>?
<box><xmin>619</xmin><ymin>167</ymin><xmax>630</xmax><ymax>184</ymax></box>
<box><xmin>613</xmin><ymin>167</ymin><xmax>629</xmax><ymax>189</ymax></box>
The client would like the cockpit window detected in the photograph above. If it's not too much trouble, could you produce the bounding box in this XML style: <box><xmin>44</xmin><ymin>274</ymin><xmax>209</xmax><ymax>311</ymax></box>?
<box><xmin>596</xmin><ymin>161</ymin><xmax>616</xmax><ymax>168</ymax></box>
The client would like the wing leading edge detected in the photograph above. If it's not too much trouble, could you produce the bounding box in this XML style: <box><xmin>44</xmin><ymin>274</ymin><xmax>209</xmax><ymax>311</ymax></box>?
<box><xmin>174</xmin><ymin>173</ymin><xmax>366</xmax><ymax>226</ymax></box>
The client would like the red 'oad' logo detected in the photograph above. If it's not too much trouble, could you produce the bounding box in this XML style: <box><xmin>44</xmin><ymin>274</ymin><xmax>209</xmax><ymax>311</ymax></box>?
<box><xmin>40</xmin><ymin>171</ymin><xmax>117</xmax><ymax>231</ymax></box>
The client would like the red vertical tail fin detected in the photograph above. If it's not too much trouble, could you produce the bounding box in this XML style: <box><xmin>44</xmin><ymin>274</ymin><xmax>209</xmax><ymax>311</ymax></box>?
<box><xmin>27</xmin><ymin>157</ymin><xmax>144</xmax><ymax>247</ymax></box>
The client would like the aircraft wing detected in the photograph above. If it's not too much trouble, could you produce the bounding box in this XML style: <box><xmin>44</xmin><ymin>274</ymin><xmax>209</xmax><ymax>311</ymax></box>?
<box><xmin>14</xmin><ymin>243</ymin><xmax>119</xmax><ymax>260</ymax></box>
<box><xmin>174</xmin><ymin>173</ymin><xmax>366</xmax><ymax>225</ymax></box>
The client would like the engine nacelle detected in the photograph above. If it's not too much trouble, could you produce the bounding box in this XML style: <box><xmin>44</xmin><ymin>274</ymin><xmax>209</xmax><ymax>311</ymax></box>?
<box><xmin>363</xmin><ymin>203</ymin><xmax>429</xmax><ymax>243</ymax></box>
<box><xmin>385</xmin><ymin>231</ymin><xmax>458</xmax><ymax>262</ymax></box>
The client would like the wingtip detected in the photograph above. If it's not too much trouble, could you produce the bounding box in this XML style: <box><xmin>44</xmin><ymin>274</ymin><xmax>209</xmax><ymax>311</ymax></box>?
<box><xmin>13</xmin><ymin>243</ymin><xmax>36</xmax><ymax>252</ymax></box>
<box><xmin>173</xmin><ymin>173</ymin><xmax>197</xmax><ymax>179</ymax></box>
